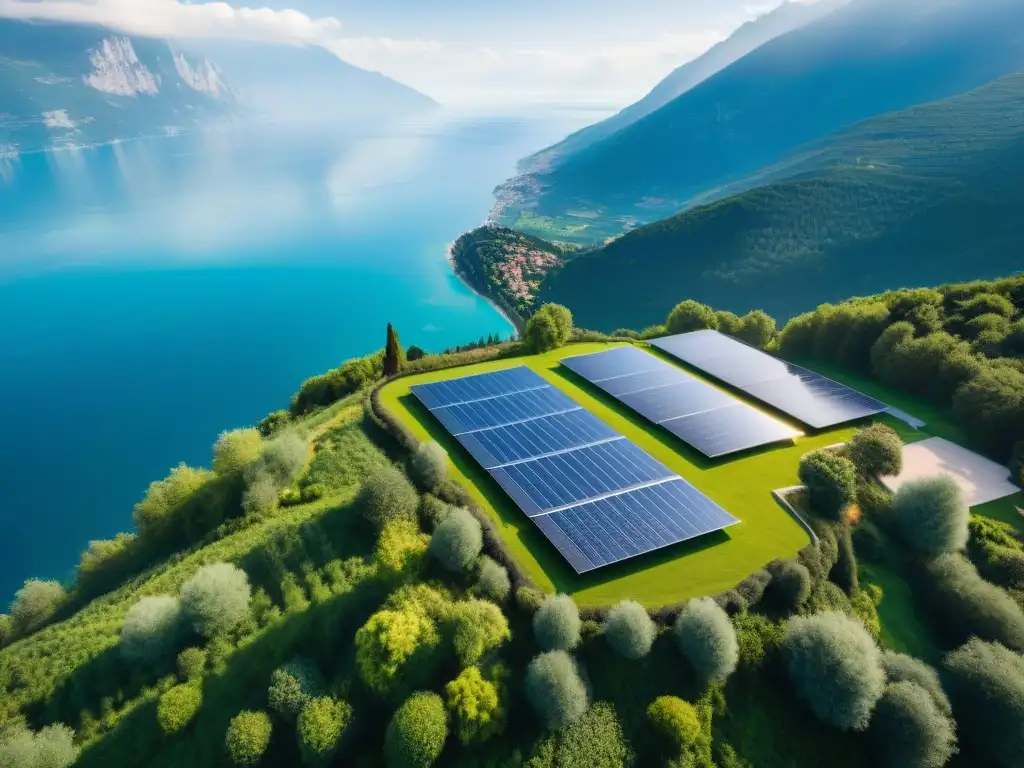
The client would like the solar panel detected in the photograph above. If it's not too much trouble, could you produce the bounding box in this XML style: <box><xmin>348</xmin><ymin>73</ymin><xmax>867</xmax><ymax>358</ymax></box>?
<box><xmin>410</xmin><ymin>365</ymin><xmax>739</xmax><ymax>573</ymax></box>
<box><xmin>650</xmin><ymin>331</ymin><xmax>887</xmax><ymax>429</ymax></box>
<box><xmin>561</xmin><ymin>347</ymin><xmax>801</xmax><ymax>458</ymax></box>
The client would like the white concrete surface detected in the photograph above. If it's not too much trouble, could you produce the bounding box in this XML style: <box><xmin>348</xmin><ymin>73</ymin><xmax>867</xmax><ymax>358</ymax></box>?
<box><xmin>881</xmin><ymin>437</ymin><xmax>1019</xmax><ymax>507</ymax></box>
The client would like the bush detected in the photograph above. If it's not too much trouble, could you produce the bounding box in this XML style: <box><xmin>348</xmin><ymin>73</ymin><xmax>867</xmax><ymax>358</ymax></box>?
<box><xmin>735</xmin><ymin>569</ymin><xmax>771</xmax><ymax>608</ymax></box>
<box><xmin>891</xmin><ymin>476</ymin><xmax>968</xmax><ymax>556</ymax></box>
<box><xmin>445</xmin><ymin>666</ymin><xmax>505</xmax><ymax>745</ymax></box>
<box><xmin>674</xmin><ymin>598</ymin><xmax>739</xmax><ymax>687</ymax></box>
<box><xmin>881</xmin><ymin>651</ymin><xmax>951</xmax><ymax>715</ymax></box>
<box><xmin>225</xmin><ymin>710</ymin><xmax>272</xmax><ymax>766</ymax></box>
<box><xmin>241</xmin><ymin>470</ymin><xmax>280</xmax><ymax>516</ymax></box>
<box><xmin>213</xmin><ymin>428</ymin><xmax>263</xmax><ymax>475</ymax></box>
<box><xmin>133</xmin><ymin>463</ymin><xmax>215</xmax><ymax>540</ymax></box>
<box><xmin>765</xmin><ymin>561</ymin><xmax>811</xmax><ymax>613</ymax></box>
<box><xmin>942</xmin><ymin>639</ymin><xmax>1024</xmax><ymax>768</ymax></box>
<box><xmin>473</xmin><ymin>556</ymin><xmax>511</xmax><ymax>602</ymax></box>
<box><xmin>290</xmin><ymin>349</ymin><xmax>384</xmax><ymax>415</ymax></box>
<box><xmin>9</xmin><ymin>579</ymin><xmax>66</xmax><ymax>634</ymax></box>
<box><xmin>516</xmin><ymin>586</ymin><xmax>545</xmax><ymax>614</ymax></box>
<box><xmin>783</xmin><ymin>612</ymin><xmax>885</xmax><ymax>731</ymax></box>
<box><xmin>542</xmin><ymin>701</ymin><xmax>631</xmax><ymax>768</ymax></box>
<box><xmin>359</xmin><ymin>465</ymin><xmax>420</xmax><ymax>528</ymax></box>
<box><xmin>525</xmin><ymin>651</ymin><xmax>589</xmax><ymax>728</ymax></box>
<box><xmin>869</xmin><ymin>682</ymin><xmax>956</xmax><ymax>768</ymax></box>
<box><xmin>257</xmin><ymin>409</ymin><xmax>290</xmax><ymax>437</ymax></box>
<box><xmin>407</xmin><ymin>345</ymin><xmax>426</xmax><ymax>362</ymax></box>
<box><xmin>157</xmin><ymin>683</ymin><xmax>203</xmax><ymax>734</ymax></box>
<box><xmin>799</xmin><ymin>450</ymin><xmax>857</xmax><ymax>521</ymax></box>
<box><xmin>831</xmin><ymin>525</ymin><xmax>859</xmax><ymax>595</ymax></box>
<box><xmin>355</xmin><ymin>607</ymin><xmax>439</xmax><ymax>694</ymax></box>
<box><xmin>376</xmin><ymin>519</ymin><xmax>430</xmax><ymax>576</ymax></box>
<box><xmin>120</xmin><ymin>595</ymin><xmax>184</xmax><ymax>663</ymax></box>
<box><xmin>647</xmin><ymin>696</ymin><xmax>702</xmax><ymax>750</ymax></box>
<box><xmin>848</xmin><ymin>424</ymin><xmax>903</xmax><ymax>477</ymax></box>
<box><xmin>603</xmin><ymin>600</ymin><xmax>655</xmax><ymax>659</ymax></box>
<box><xmin>418</xmin><ymin>495</ymin><xmax>453</xmax><ymax>531</ymax></box>
<box><xmin>301</xmin><ymin>483</ymin><xmax>325</xmax><ymax>503</ymax></box>
<box><xmin>733</xmin><ymin>613</ymin><xmax>786</xmax><ymax>670</ymax></box>
<box><xmin>525</xmin><ymin>303</ymin><xmax>573</xmax><ymax>352</ymax></box>
<box><xmin>269</xmin><ymin>658</ymin><xmax>325</xmax><ymax>719</ymax></box>
<box><xmin>666</xmin><ymin>300</ymin><xmax>718</xmax><ymax>334</ymax></box>
<box><xmin>411</xmin><ymin>442</ymin><xmax>447</xmax><ymax>491</ymax></box>
<box><xmin>176</xmin><ymin>647</ymin><xmax>207</xmax><ymax>682</ymax></box>
<box><xmin>714</xmin><ymin>310</ymin><xmax>742</xmax><ymax>336</ymax></box>
<box><xmin>428</xmin><ymin>508</ymin><xmax>483</xmax><ymax>572</ymax></box>
<box><xmin>0</xmin><ymin>615</ymin><xmax>12</xmax><ymax>648</ymax></box>
<box><xmin>448</xmin><ymin>599</ymin><xmax>511</xmax><ymax>665</ymax></box>
<box><xmin>735</xmin><ymin>310</ymin><xmax>776</xmax><ymax>349</ymax></box>
<box><xmin>534</xmin><ymin>594</ymin><xmax>581</xmax><ymax>651</ymax></box>
<box><xmin>0</xmin><ymin>724</ymin><xmax>79</xmax><ymax>768</ymax></box>
<box><xmin>297</xmin><ymin>697</ymin><xmax>352</xmax><ymax>766</ymax></box>
<box><xmin>385</xmin><ymin>691</ymin><xmax>447</xmax><ymax>768</ymax></box>
<box><xmin>180</xmin><ymin>562</ymin><xmax>252</xmax><ymax>638</ymax></box>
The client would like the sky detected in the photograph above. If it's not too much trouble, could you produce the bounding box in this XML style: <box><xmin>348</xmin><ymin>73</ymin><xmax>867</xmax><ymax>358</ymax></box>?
<box><xmin>0</xmin><ymin>0</ymin><xmax>824</xmax><ymax>107</ymax></box>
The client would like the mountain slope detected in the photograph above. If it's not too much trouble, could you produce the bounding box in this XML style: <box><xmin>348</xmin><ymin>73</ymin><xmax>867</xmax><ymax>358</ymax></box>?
<box><xmin>505</xmin><ymin>0</ymin><xmax>1024</xmax><ymax>241</ymax></box>
<box><xmin>520</xmin><ymin>0</ymin><xmax>844</xmax><ymax>174</ymax></box>
<box><xmin>535</xmin><ymin>72</ymin><xmax>1024</xmax><ymax>329</ymax></box>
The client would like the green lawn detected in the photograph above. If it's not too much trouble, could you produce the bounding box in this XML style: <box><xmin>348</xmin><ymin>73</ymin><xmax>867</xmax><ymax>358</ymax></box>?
<box><xmin>378</xmin><ymin>342</ymin><xmax>906</xmax><ymax>608</ymax></box>
<box><xmin>859</xmin><ymin>560</ymin><xmax>944</xmax><ymax>664</ymax></box>
<box><xmin>973</xmin><ymin>492</ymin><xmax>1024</xmax><ymax>533</ymax></box>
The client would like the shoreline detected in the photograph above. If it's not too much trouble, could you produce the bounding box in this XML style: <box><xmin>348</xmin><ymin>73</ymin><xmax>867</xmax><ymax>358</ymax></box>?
<box><xmin>446</xmin><ymin>235</ymin><xmax>524</xmax><ymax>337</ymax></box>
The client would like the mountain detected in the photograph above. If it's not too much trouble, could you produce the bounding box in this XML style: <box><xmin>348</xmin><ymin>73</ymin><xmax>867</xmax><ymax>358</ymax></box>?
<box><xmin>0</xmin><ymin>20</ymin><xmax>238</xmax><ymax>155</ymax></box>
<box><xmin>499</xmin><ymin>0</ymin><xmax>1024</xmax><ymax>243</ymax></box>
<box><xmin>519</xmin><ymin>0</ymin><xmax>845</xmax><ymax>174</ymax></box>
<box><xmin>533</xmin><ymin>72</ymin><xmax>1024</xmax><ymax>330</ymax></box>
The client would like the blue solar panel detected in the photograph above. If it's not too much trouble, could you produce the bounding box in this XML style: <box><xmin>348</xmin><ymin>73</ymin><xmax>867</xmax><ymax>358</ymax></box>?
<box><xmin>661</xmin><ymin>405</ymin><xmax>804</xmax><ymax>458</ymax></box>
<box><xmin>410</xmin><ymin>366</ymin><xmax>547</xmax><ymax>409</ymax></box>
<box><xmin>561</xmin><ymin>345</ymin><xmax>662</xmax><ymax>382</ymax></box>
<box><xmin>432</xmin><ymin>386</ymin><xmax>579</xmax><ymax>435</ymax></box>
<box><xmin>620</xmin><ymin>381</ymin><xmax>735</xmax><ymax>423</ymax></box>
<box><xmin>596</xmin><ymin>367</ymin><xmax>691</xmax><ymax>397</ymax></box>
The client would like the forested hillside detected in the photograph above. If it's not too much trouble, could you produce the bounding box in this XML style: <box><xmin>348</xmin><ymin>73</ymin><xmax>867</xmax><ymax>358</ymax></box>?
<box><xmin>536</xmin><ymin>73</ymin><xmax>1024</xmax><ymax>329</ymax></box>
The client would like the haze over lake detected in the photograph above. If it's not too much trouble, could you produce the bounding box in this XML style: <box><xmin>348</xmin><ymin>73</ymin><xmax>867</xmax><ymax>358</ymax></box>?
<box><xmin>0</xmin><ymin>110</ymin><xmax>598</xmax><ymax>601</ymax></box>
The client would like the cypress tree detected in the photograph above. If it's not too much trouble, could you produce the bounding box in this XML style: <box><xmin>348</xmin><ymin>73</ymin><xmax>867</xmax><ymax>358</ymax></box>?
<box><xmin>384</xmin><ymin>324</ymin><xmax>405</xmax><ymax>376</ymax></box>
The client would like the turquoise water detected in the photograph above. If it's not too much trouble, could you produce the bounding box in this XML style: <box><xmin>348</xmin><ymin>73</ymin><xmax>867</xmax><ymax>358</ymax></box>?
<box><xmin>0</xmin><ymin>111</ymin><xmax>592</xmax><ymax>601</ymax></box>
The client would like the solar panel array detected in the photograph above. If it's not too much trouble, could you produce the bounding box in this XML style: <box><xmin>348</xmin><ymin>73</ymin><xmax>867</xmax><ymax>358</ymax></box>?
<box><xmin>410</xmin><ymin>366</ymin><xmax>739</xmax><ymax>573</ymax></box>
<box><xmin>651</xmin><ymin>330</ymin><xmax>888</xmax><ymax>429</ymax></box>
<box><xmin>560</xmin><ymin>346</ymin><xmax>801</xmax><ymax>458</ymax></box>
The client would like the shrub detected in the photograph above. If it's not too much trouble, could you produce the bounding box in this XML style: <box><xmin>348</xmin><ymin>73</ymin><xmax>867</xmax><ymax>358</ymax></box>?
<box><xmin>881</xmin><ymin>651</ymin><xmax>951</xmax><ymax>715</ymax></box>
<box><xmin>891</xmin><ymin>476</ymin><xmax>969</xmax><ymax>556</ymax></box>
<box><xmin>242</xmin><ymin>471</ymin><xmax>279</xmax><ymax>516</ymax></box>
<box><xmin>445</xmin><ymin>666</ymin><xmax>505</xmax><ymax>744</ymax></box>
<box><xmin>735</xmin><ymin>569</ymin><xmax>771</xmax><ymax>608</ymax></box>
<box><xmin>639</xmin><ymin>324</ymin><xmax>667</xmax><ymax>340</ymax></box>
<box><xmin>516</xmin><ymin>586</ymin><xmax>545</xmax><ymax>614</ymax></box>
<box><xmin>831</xmin><ymin>525</ymin><xmax>859</xmax><ymax>595</ymax></box>
<box><xmin>783</xmin><ymin>612</ymin><xmax>885</xmax><ymax>731</ymax></box>
<box><xmin>666</xmin><ymin>300</ymin><xmax>718</xmax><ymax>334</ymax></box>
<box><xmin>674</xmin><ymin>598</ymin><xmax>739</xmax><ymax>687</ymax></box>
<box><xmin>715</xmin><ymin>310</ymin><xmax>742</xmax><ymax>336</ymax></box>
<box><xmin>647</xmin><ymin>696</ymin><xmax>702</xmax><ymax>749</ymax></box>
<box><xmin>133</xmin><ymin>463</ymin><xmax>215</xmax><ymax>539</ymax></box>
<box><xmin>525</xmin><ymin>303</ymin><xmax>573</xmax><ymax>352</ymax></box>
<box><xmin>213</xmin><ymin>428</ymin><xmax>263</xmax><ymax>475</ymax></box>
<box><xmin>376</xmin><ymin>519</ymin><xmax>430</xmax><ymax>576</ymax></box>
<box><xmin>176</xmin><ymin>647</ymin><xmax>207</xmax><ymax>682</ymax></box>
<box><xmin>256</xmin><ymin>433</ymin><xmax>308</xmax><ymax>485</ymax></box>
<box><xmin>848</xmin><ymin>424</ymin><xmax>903</xmax><ymax>477</ymax></box>
<box><xmin>0</xmin><ymin>724</ymin><xmax>79</xmax><ymax>768</ymax></box>
<box><xmin>180</xmin><ymin>562</ymin><xmax>252</xmax><ymax>638</ymax></box>
<box><xmin>546</xmin><ymin>701</ymin><xmax>631</xmax><ymax>768</ymax></box>
<box><xmin>428</xmin><ymin>508</ymin><xmax>483</xmax><ymax>572</ymax></box>
<box><xmin>473</xmin><ymin>556</ymin><xmax>511</xmax><ymax>602</ymax></box>
<box><xmin>798</xmin><ymin>450</ymin><xmax>857</xmax><ymax>521</ymax></box>
<box><xmin>225</xmin><ymin>710</ymin><xmax>272</xmax><ymax>766</ymax></box>
<box><xmin>418</xmin><ymin>495</ymin><xmax>453</xmax><ymax>531</ymax></box>
<box><xmin>765</xmin><ymin>561</ymin><xmax>811</xmax><ymax>613</ymax></box>
<box><xmin>0</xmin><ymin>614</ymin><xmax>12</xmax><ymax>648</ymax></box>
<box><xmin>525</xmin><ymin>651</ymin><xmax>589</xmax><ymax>728</ymax></box>
<box><xmin>735</xmin><ymin>310</ymin><xmax>776</xmax><ymax>349</ymax></box>
<box><xmin>603</xmin><ymin>600</ymin><xmax>655</xmax><ymax>659</ymax></box>
<box><xmin>301</xmin><ymin>483</ymin><xmax>325</xmax><ymax>503</ymax></box>
<box><xmin>411</xmin><ymin>442</ymin><xmax>447</xmax><ymax>491</ymax></box>
<box><xmin>733</xmin><ymin>612</ymin><xmax>786</xmax><ymax>670</ymax></box>
<box><xmin>291</xmin><ymin>350</ymin><xmax>384</xmax><ymax>415</ymax></box>
<box><xmin>157</xmin><ymin>683</ymin><xmax>203</xmax><ymax>734</ymax></box>
<box><xmin>257</xmin><ymin>409</ymin><xmax>290</xmax><ymax>437</ymax></box>
<box><xmin>958</xmin><ymin>292</ymin><xmax>1015</xmax><ymax>320</ymax></box>
<box><xmin>448</xmin><ymin>599</ymin><xmax>511</xmax><ymax>665</ymax></box>
<box><xmin>534</xmin><ymin>594</ymin><xmax>581</xmax><ymax>651</ymax></box>
<box><xmin>869</xmin><ymin>682</ymin><xmax>956</xmax><ymax>768</ymax></box>
<box><xmin>119</xmin><ymin>595</ymin><xmax>183</xmax><ymax>663</ymax></box>
<box><xmin>297</xmin><ymin>696</ymin><xmax>352</xmax><ymax>766</ymax></box>
<box><xmin>9</xmin><ymin>579</ymin><xmax>66</xmax><ymax>634</ymax></box>
<box><xmin>384</xmin><ymin>691</ymin><xmax>447</xmax><ymax>768</ymax></box>
<box><xmin>269</xmin><ymin>658</ymin><xmax>325</xmax><ymax>719</ymax></box>
<box><xmin>355</xmin><ymin>607</ymin><xmax>439</xmax><ymax>694</ymax></box>
<box><xmin>407</xmin><ymin>345</ymin><xmax>426</xmax><ymax>362</ymax></box>
<box><xmin>359</xmin><ymin>465</ymin><xmax>419</xmax><ymax>528</ymax></box>
<box><xmin>942</xmin><ymin>638</ymin><xmax>1024</xmax><ymax>768</ymax></box>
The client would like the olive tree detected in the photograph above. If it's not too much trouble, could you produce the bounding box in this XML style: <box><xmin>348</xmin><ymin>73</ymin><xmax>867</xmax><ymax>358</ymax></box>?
<box><xmin>474</xmin><ymin>556</ymin><xmax>511</xmax><ymax>602</ymax></box>
<box><xmin>674</xmin><ymin>598</ymin><xmax>739</xmax><ymax>687</ymax></box>
<box><xmin>848</xmin><ymin>424</ymin><xmax>904</xmax><ymax>477</ymax></box>
<box><xmin>881</xmin><ymin>651</ymin><xmax>950</xmax><ymax>715</ymax></box>
<box><xmin>385</xmin><ymin>691</ymin><xmax>447</xmax><ymax>768</ymax></box>
<box><xmin>120</xmin><ymin>595</ymin><xmax>184</xmax><ymax>663</ymax></box>
<box><xmin>428</xmin><ymin>508</ymin><xmax>483</xmax><ymax>572</ymax></box>
<box><xmin>524</xmin><ymin>651</ymin><xmax>589</xmax><ymax>728</ymax></box>
<box><xmin>603</xmin><ymin>600</ymin><xmax>655</xmax><ymax>659</ymax></box>
<box><xmin>525</xmin><ymin>304</ymin><xmax>573</xmax><ymax>352</ymax></box>
<box><xmin>891</xmin><ymin>476</ymin><xmax>969</xmax><ymax>556</ymax></box>
<box><xmin>359</xmin><ymin>465</ymin><xmax>419</xmax><ymax>528</ymax></box>
<box><xmin>411</xmin><ymin>442</ymin><xmax>447</xmax><ymax>491</ymax></box>
<box><xmin>180</xmin><ymin>562</ymin><xmax>252</xmax><ymax>638</ymax></box>
<box><xmin>10</xmin><ymin>579</ymin><xmax>66</xmax><ymax>634</ymax></box>
<box><xmin>868</xmin><ymin>682</ymin><xmax>956</xmax><ymax>768</ymax></box>
<box><xmin>534</xmin><ymin>594</ymin><xmax>581</xmax><ymax>651</ymax></box>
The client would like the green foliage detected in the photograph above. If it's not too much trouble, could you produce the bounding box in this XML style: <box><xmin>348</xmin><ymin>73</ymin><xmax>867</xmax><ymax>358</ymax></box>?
<box><xmin>868</xmin><ymin>682</ymin><xmax>956</xmax><ymax>768</ymax></box>
<box><xmin>118</xmin><ymin>594</ymin><xmax>183</xmax><ymax>663</ymax></box>
<box><xmin>952</xmin><ymin>363</ymin><xmax>1024</xmax><ymax>458</ymax></box>
<box><xmin>831</xmin><ymin>525</ymin><xmax>859</xmax><ymax>595</ymax></box>
<box><xmin>355</xmin><ymin>606</ymin><xmax>439</xmax><ymax>694</ymax></box>
<box><xmin>213</xmin><ymin>428</ymin><xmax>263</xmax><ymax>475</ymax></box>
<box><xmin>448</xmin><ymin>599</ymin><xmax>511</xmax><ymax>665</ymax></box>
<box><xmin>714</xmin><ymin>311</ymin><xmax>742</xmax><ymax>336</ymax></box>
<box><xmin>734</xmin><ymin>310</ymin><xmax>777</xmax><ymax>349</ymax></box>
<box><xmin>445</xmin><ymin>666</ymin><xmax>506</xmax><ymax>744</ymax></box>
<box><xmin>376</xmin><ymin>519</ymin><xmax>429</xmax><ymax>576</ymax></box>
<box><xmin>291</xmin><ymin>350</ymin><xmax>384</xmax><ymax>415</ymax></box>
<box><xmin>268</xmin><ymin>658</ymin><xmax>325</xmax><ymax>719</ymax></box>
<box><xmin>0</xmin><ymin>724</ymin><xmax>79</xmax><ymax>768</ymax></box>
<box><xmin>674</xmin><ymin>598</ymin><xmax>739</xmax><ymax>687</ymax></box>
<box><xmin>648</xmin><ymin>696</ymin><xmax>702</xmax><ymax>750</ymax></box>
<box><xmin>385</xmin><ymin>323</ymin><xmax>406</xmax><ymax>377</ymax></box>
<box><xmin>133</xmin><ymin>463</ymin><xmax>215</xmax><ymax>540</ymax></box>
<box><xmin>241</xmin><ymin>471</ymin><xmax>279</xmax><ymax>516</ymax></box>
<box><xmin>407</xmin><ymin>345</ymin><xmax>426</xmax><ymax>362</ymax></box>
<box><xmin>891</xmin><ymin>476</ymin><xmax>969</xmax><ymax>556</ymax></box>
<box><xmin>253</xmin><ymin>433</ymin><xmax>308</xmax><ymax>487</ymax></box>
<box><xmin>256</xmin><ymin>409</ymin><xmax>290</xmax><ymax>437</ymax></box>
<box><xmin>733</xmin><ymin>612</ymin><xmax>786</xmax><ymax>670</ymax></box>
<box><xmin>176</xmin><ymin>647</ymin><xmax>207</xmax><ymax>681</ymax></box>
<box><xmin>529</xmin><ymin>702</ymin><xmax>631</xmax><ymax>768</ymax></box>
<box><xmin>881</xmin><ymin>651</ymin><xmax>950</xmax><ymax>715</ymax></box>
<box><xmin>75</xmin><ymin>532</ymin><xmax>141</xmax><ymax>599</ymax></box>
<box><xmin>783</xmin><ymin>612</ymin><xmax>885</xmax><ymax>731</ymax></box>
<box><xmin>765</xmin><ymin>560</ymin><xmax>811</xmax><ymax>613</ymax></box>
<box><xmin>297</xmin><ymin>696</ymin><xmax>352</xmax><ymax>766</ymax></box>
<box><xmin>603</xmin><ymin>600</ymin><xmax>655</xmax><ymax>659</ymax></box>
<box><xmin>957</xmin><ymin>292</ymin><xmax>1015</xmax><ymax>320</ymax></box>
<box><xmin>410</xmin><ymin>441</ymin><xmax>447</xmax><ymax>491</ymax></box>
<box><xmin>516</xmin><ymin>586</ymin><xmax>546</xmax><ymax>614</ymax></box>
<box><xmin>300</xmin><ymin>483</ymin><xmax>325</xmax><ymax>502</ymax></box>
<box><xmin>799</xmin><ymin>450</ymin><xmax>857</xmax><ymax>521</ymax></box>
<box><xmin>0</xmin><ymin>614</ymin><xmax>12</xmax><ymax>648</ymax></box>
<box><xmin>359</xmin><ymin>465</ymin><xmax>420</xmax><ymax>529</ymax></box>
<box><xmin>428</xmin><ymin>508</ymin><xmax>483</xmax><ymax>572</ymax></box>
<box><xmin>533</xmin><ymin>594</ymin><xmax>581</xmax><ymax>651</ymax></box>
<box><xmin>419</xmin><ymin>495</ymin><xmax>454</xmax><ymax>531</ymax></box>
<box><xmin>942</xmin><ymin>638</ymin><xmax>1024</xmax><ymax>768</ymax></box>
<box><xmin>9</xmin><ymin>578</ymin><xmax>65</xmax><ymax>636</ymax></box>
<box><xmin>180</xmin><ymin>562</ymin><xmax>252</xmax><ymax>638</ymax></box>
<box><xmin>385</xmin><ymin>691</ymin><xmax>447</xmax><ymax>768</ymax></box>
<box><xmin>847</xmin><ymin>424</ymin><xmax>903</xmax><ymax>477</ymax></box>
<box><xmin>850</xmin><ymin>585</ymin><xmax>882</xmax><ymax>639</ymax></box>
<box><xmin>525</xmin><ymin>303</ymin><xmax>573</xmax><ymax>352</ymax></box>
<box><xmin>157</xmin><ymin>683</ymin><xmax>203</xmax><ymax>735</ymax></box>
<box><xmin>666</xmin><ymin>300</ymin><xmax>718</xmax><ymax>334</ymax></box>
<box><xmin>525</xmin><ymin>650</ymin><xmax>589</xmax><ymax>728</ymax></box>
<box><xmin>225</xmin><ymin>710</ymin><xmax>272</xmax><ymax>766</ymax></box>
<box><xmin>473</xmin><ymin>556</ymin><xmax>511</xmax><ymax>602</ymax></box>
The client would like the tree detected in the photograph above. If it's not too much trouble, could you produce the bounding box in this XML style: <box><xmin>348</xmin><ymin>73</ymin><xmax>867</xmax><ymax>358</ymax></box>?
<box><xmin>534</xmin><ymin>594</ymin><xmax>581</xmax><ymax>651</ymax></box>
<box><xmin>358</xmin><ymin>465</ymin><xmax>419</xmax><ymax>528</ymax></box>
<box><xmin>783</xmin><ymin>612</ymin><xmax>885</xmax><ymax>731</ymax></box>
<box><xmin>674</xmin><ymin>598</ymin><xmax>739</xmax><ymax>688</ymax></box>
<box><xmin>445</xmin><ymin>666</ymin><xmax>506</xmax><ymax>744</ymax></box>
<box><xmin>525</xmin><ymin>651</ymin><xmax>589</xmax><ymax>728</ymax></box>
<box><xmin>871</xmin><ymin>321</ymin><xmax>915</xmax><ymax>376</ymax></box>
<box><xmin>297</xmin><ymin>697</ymin><xmax>352</xmax><ymax>766</ymax></box>
<box><xmin>384</xmin><ymin>323</ymin><xmax>406</xmax><ymax>377</ymax></box>
<box><xmin>180</xmin><ymin>562</ymin><xmax>252</xmax><ymax>638</ymax></box>
<box><xmin>647</xmin><ymin>696</ymin><xmax>702</xmax><ymax>751</ymax></box>
<box><xmin>268</xmin><ymin>658</ymin><xmax>325</xmax><ymax>719</ymax></box>
<box><xmin>474</xmin><ymin>556</ymin><xmax>511</xmax><ymax>602</ymax></box>
<box><xmin>603</xmin><ymin>600</ymin><xmax>655</xmax><ymax>659</ymax></box>
<box><xmin>177</xmin><ymin>647</ymin><xmax>206</xmax><ymax>681</ymax></box>
<box><xmin>714</xmin><ymin>310</ymin><xmax>742</xmax><ymax>336</ymax></box>
<box><xmin>868</xmin><ymin>682</ymin><xmax>956</xmax><ymax>768</ymax></box>
<box><xmin>10</xmin><ymin>579</ymin><xmax>66</xmax><ymax>634</ymax></box>
<box><xmin>543</xmin><ymin>702</ymin><xmax>631</xmax><ymax>768</ymax></box>
<box><xmin>407</xmin><ymin>345</ymin><xmax>426</xmax><ymax>362</ymax></box>
<box><xmin>157</xmin><ymin>683</ymin><xmax>203</xmax><ymax>734</ymax></box>
<box><xmin>410</xmin><ymin>442</ymin><xmax>447</xmax><ymax>491</ymax></box>
<box><xmin>666</xmin><ymin>300</ymin><xmax>718</xmax><ymax>334</ymax></box>
<box><xmin>376</xmin><ymin>519</ymin><xmax>430</xmax><ymax>576</ymax></box>
<box><xmin>798</xmin><ymin>450</ymin><xmax>857</xmax><ymax>521</ymax></box>
<box><xmin>881</xmin><ymin>651</ymin><xmax>951</xmax><ymax>715</ymax></box>
<box><xmin>120</xmin><ymin>595</ymin><xmax>183</xmax><ymax>663</ymax></box>
<box><xmin>385</xmin><ymin>692</ymin><xmax>447</xmax><ymax>768</ymax></box>
<box><xmin>355</xmin><ymin>607</ymin><xmax>439</xmax><ymax>694</ymax></box>
<box><xmin>225</xmin><ymin>710</ymin><xmax>272</xmax><ymax>766</ymax></box>
<box><xmin>133</xmin><ymin>463</ymin><xmax>214</xmax><ymax>540</ymax></box>
<box><xmin>765</xmin><ymin>560</ymin><xmax>811</xmax><ymax>613</ymax></box>
<box><xmin>0</xmin><ymin>615</ymin><xmax>12</xmax><ymax>648</ymax></box>
<box><xmin>0</xmin><ymin>724</ymin><xmax>79</xmax><ymax>768</ymax></box>
<box><xmin>848</xmin><ymin>424</ymin><xmax>903</xmax><ymax>477</ymax></box>
<box><xmin>735</xmin><ymin>310</ymin><xmax>777</xmax><ymax>349</ymax></box>
<box><xmin>212</xmin><ymin>428</ymin><xmax>263</xmax><ymax>475</ymax></box>
<box><xmin>891</xmin><ymin>476</ymin><xmax>969</xmax><ymax>556</ymax></box>
<box><xmin>241</xmin><ymin>471</ymin><xmax>279</xmax><ymax>516</ymax></box>
<box><xmin>428</xmin><ymin>508</ymin><xmax>483</xmax><ymax>572</ymax></box>
<box><xmin>525</xmin><ymin>303</ymin><xmax>573</xmax><ymax>352</ymax></box>
<box><xmin>448</xmin><ymin>599</ymin><xmax>510</xmax><ymax>665</ymax></box>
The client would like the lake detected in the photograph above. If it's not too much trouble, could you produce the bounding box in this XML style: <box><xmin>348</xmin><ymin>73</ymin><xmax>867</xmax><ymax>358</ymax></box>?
<box><xmin>0</xmin><ymin>109</ymin><xmax>598</xmax><ymax>602</ymax></box>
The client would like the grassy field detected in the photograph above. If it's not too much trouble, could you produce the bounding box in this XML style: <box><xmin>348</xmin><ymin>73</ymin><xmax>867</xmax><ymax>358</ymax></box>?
<box><xmin>376</xmin><ymin>342</ymin><xmax>908</xmax><ymax>608</ymax></box>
